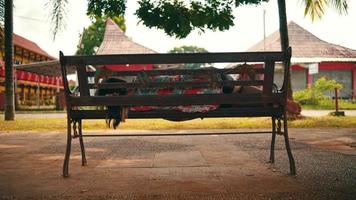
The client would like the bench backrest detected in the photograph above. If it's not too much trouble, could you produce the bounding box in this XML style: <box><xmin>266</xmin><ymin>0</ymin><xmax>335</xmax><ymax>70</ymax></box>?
<box><xmin>60</xmin><ymin>48</ymin><xmax>291</xmax><ymax>108</ymax></box>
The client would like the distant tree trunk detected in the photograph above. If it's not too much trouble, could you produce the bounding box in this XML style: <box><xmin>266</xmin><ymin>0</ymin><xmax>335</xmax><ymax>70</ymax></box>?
<box><xmin>277</xmin><ymin>0</ymin><xmax>293</xmax><ymax>100</ymax></box>
<box><xmin>4</xmin><ymin>0</ymin><xmax>15</xmax><ymax>120</ymax></box>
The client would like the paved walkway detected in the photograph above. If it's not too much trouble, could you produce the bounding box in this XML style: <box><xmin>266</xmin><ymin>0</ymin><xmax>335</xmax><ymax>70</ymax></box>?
<box><xmin>301</xmin><ymin>109</ymin><xmax>356</xmax><ymax>117</ymax></box>
<box><xmin>7</xmin><ymin>109</ymin><xmax>356</xmax><ymax>119</ymax></box>
<box><xmin>0</xmin><ymin>128</ymin><xmax>355</xmax><ymax>199</ymax></box>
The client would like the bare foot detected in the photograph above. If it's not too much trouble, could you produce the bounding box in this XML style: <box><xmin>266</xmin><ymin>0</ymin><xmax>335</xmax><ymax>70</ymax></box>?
<box><xmin>286</xmin><ymin>100</ymin><xmax>301</xmax><ymax>115</ymax></box>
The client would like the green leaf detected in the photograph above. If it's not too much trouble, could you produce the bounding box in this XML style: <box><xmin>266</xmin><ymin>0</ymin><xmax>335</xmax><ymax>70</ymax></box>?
<box><xmin>135</xmin><ymin>0</ymin><xmax>267</xmax><ymax>38</ymax></box>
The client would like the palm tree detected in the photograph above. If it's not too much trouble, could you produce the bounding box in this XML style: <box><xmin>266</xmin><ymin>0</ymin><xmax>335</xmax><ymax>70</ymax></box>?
<box><xmin>45</xmin><ymin>0</ymin><xmax>68</xmax><ymax>40</ymax></box>
<box><xmin>278</xmin><ymin>0</ymin><xmax>349</xmax><ymax>100</ymax></box>
<box><xmin>302</xmin><ymin>0</ymin><xmax>348</xmax><ymax>21</ymax></box>
<box><xmin>4</xmin><ymin>0</ymin><xmax>14</xmax><ymax>120</ymax></box>
<box><xmin>277</xmin><ymin>0</ymin><xmax>291</xmax><ymax>100</ymax></box>
<box><xmin>0</xmin><ymin>0</ymin><xmax>4</xmax><ymax>26</ymax></box>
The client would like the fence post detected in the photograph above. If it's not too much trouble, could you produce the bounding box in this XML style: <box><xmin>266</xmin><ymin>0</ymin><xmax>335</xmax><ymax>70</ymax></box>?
<box><xmin>334</xmin><ymin>87</ymin><xmax>339</xmax><ymax>112</ymax></box>
<box><xmin>330</xmin><ymin>87</ymin><xmax>344</xmax><ymax>116</ymax></box>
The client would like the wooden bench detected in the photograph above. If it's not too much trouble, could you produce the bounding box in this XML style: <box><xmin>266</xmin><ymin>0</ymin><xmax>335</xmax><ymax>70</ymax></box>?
<box><xmin>59</xmin><ymin>47</ymin><xmax>296</xmax><ymax>177</ymax></box>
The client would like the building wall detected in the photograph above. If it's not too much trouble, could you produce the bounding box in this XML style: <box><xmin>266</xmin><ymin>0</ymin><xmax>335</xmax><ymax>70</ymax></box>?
<box><xmin>274</xmin><ymin>69</ymin><xmax>307</xmax><ymax>92</ymax></box>
<box><xmin>0</xmin><ymin>44</ymin><xmax>61</xmax><ymax>109</ymax></box>
<box><xmin>291</xmin><ymin>70</ymin><xmax>307</xmax><ymax>92</ymax></box>
<box><xmin>273</xmin><ymin>62</ymin><xmax>355</xmax><ymax>98</ymax></box>
<box><xmin>313</xmin><ymin>70</ymin><xmax>352</xmax><ymax>98</ymax></box>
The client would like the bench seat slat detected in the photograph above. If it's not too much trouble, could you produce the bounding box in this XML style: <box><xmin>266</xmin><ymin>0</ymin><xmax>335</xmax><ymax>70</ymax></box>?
<box><xmin>69</xmin><ymin>107</ymin><xmax>283</xmax><ymax>120</ymax></box>
<box><xmin>77</xmin><ymin>65</ymin><xmax>90</xmax><ymax>96</ymax></box>
<box><xmin>89</xmin><ymin>80</ymin><xmax>264</xmax><ymax>89</ymax></box>
<box><xmin>87</xmin><ymin>68</ymin><xmax>265</xmax><ymax>77</ymax></box>
<box><xmin>62</xmin><ymin>51</ymin><xmax>287</xmax><ymax>65</ymax></box>
<box><xmin>68</xmin><ymin>93</ymin><xmax>282</xmax><ymax>107</ymax></box>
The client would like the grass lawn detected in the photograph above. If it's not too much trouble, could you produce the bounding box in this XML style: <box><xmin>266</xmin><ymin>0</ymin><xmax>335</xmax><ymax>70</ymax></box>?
<box><xmin>1</xmin><ymin>116</ymin><xmax>356</xmax><ymax>132</ymax></box>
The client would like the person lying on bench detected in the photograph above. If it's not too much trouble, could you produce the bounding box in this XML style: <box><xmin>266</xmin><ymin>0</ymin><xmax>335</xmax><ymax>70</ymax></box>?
<box><xmin>232</xmin><ymin>69</ymin><xmax>301</xmax><ymax>115</ymax></box>
<box><xmin>95</xmin><ymin>64</ymin><xmax>301</xmax><ymax>128</ymax></box>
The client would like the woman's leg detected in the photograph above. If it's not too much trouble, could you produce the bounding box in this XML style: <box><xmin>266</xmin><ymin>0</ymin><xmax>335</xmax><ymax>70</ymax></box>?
<box><xmin>233</xmin><ymin>85</ymin><xmax>301</xmax><ymax>115</ymax></box>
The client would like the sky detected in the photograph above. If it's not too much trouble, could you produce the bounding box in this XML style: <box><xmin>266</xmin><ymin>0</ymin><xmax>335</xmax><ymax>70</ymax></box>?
<box><xmin>12</xmin><ymin>0</ymin><xmax>356</xmax><ymax>58</ymax></box>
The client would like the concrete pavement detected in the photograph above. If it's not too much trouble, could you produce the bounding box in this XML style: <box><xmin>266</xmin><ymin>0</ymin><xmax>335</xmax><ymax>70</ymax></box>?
<box><xmin>0</xmin><ymin>128</ymin><xmax>355</xmax><ymax>199</ymax></box>
<box><xmin>301</xmin><ymin>109</ymin><xmax>356</xmax><ymax>116</ymax></box>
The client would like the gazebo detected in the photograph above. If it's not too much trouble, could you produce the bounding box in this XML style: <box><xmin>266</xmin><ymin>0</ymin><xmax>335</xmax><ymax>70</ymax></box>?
<box><xmin>249</xmin><ymin>21</ymin><xmax>356</xmax><ymax>98</ymax></box>
<box><xmin>96</xmin><ymin>19</ymin><xmax>157</xmax><ymax>71</ymax></box>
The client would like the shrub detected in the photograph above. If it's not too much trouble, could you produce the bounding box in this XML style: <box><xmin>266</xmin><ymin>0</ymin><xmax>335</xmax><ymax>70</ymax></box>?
<box><xmin>293</xmin><ymin>89</ymin><xmax>321</xmax><ymax>105</ymax></box>
<box><xmin>293</xmin><ymin>77</ymin><xmax>343</xmax><ymax>105</ymax></box>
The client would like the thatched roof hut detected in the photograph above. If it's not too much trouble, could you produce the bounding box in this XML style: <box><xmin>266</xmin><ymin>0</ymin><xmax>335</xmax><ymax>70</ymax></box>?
<box><xmin>249</xmin><ymin>21</ymin><xmax>356</xmax><ymax>63</ymax></box>
<box><xmin>249</xmin><ymin>21</ymin><xmax>356</xmax><ymax>98</ymax></box>
<box><xmin>97</xmin><ymin>19</ymin><xmax>156</xmax><ymax>55</ymax></box>
<box><xmin>96</xmin><ymin>18</ymin><xmax>157</xmax><ymax>71</ymax></box>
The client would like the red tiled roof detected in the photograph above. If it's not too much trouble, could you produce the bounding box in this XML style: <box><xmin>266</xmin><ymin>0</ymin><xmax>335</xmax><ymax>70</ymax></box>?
<box><xmin>1</xmin><ymin>27</ymin><xmax>55</xmax><ymax>60</ymax></box>
<box><xmin>13</xmin><ymin>33</ymin><xmax>56</xmax><ymax>60</ymax></box>
<box><xmin>0</xmin><ymin>28</ymin><xmax>62</xmax><ymax>77</ymax></box>
<box><xmin>248</xmin><ymin>21</ymin><xmax>356</xmax><ymax>59</ymax></box>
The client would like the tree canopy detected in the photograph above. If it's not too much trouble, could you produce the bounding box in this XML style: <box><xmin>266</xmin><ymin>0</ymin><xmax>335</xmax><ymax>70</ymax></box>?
<box><xmin>0</xmin><ymin>1</ymin><xmax>349</xmax><ymax>39</ymax></box>
<box><xmin>44</xmin><ymin>0</ymin><xmax>349</xmax><ymax>39</ymax></box>
<box><xmin>135</xmin><ymin>0</ymin><xmax>269</xmax><ymax>38</ymax></box>
<box><xmin>47</xmin><ymin>0</ymin><xmax>269</xmax><ymax>39</ymax></box>
<box><xmin>168</xmin><ymin>45</ymin><xmax>208</xmax><ymax>54</ymax></box>
<box><xmin>168</xmin><ymin>45</ymin><xmax>208</xmax><ymax>68</ymax></box>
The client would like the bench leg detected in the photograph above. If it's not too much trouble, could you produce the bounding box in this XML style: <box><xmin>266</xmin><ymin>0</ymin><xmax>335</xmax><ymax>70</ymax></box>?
<box><xmin>78</xmin><ymin>120</ymin><xmax>87</xmax><ymax>166</ymax></box>
<box><xmin>269</xmin><ymin>117</ymin><xmax>277</xmax><ymax>163</ymax></box>
<box><xmin>63</xmin><ymin>118</ymin><xmax>72</xmax><ymax>177</ymax></box>
<box><xmin>283</xmin><ymin>113</ymin><xmax>296</xmax><ymax>175</ymax></box>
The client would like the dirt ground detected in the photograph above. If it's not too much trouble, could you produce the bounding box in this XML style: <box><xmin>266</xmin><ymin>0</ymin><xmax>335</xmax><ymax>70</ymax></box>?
<box><xmin>0</xmin><ymin>128</ymin><xmax>355</xmax><ymax>200</ymax></box>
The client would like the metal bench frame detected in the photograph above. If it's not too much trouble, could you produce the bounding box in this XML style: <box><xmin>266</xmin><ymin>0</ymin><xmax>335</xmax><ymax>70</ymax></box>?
<box><xmin>59</xmin><ymin>47</ymin><xmax>296</xmax><ymax>177</ymax></box>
